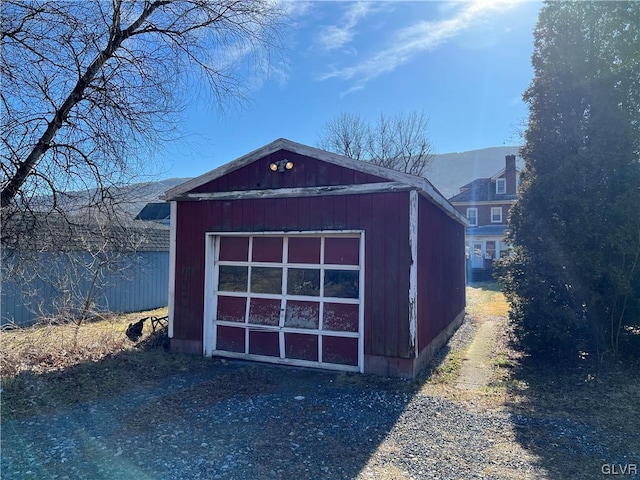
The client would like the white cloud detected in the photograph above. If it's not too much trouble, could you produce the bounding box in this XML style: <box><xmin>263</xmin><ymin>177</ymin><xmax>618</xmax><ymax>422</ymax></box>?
<box><xmin>316</xmin><ymin>2</ymin><xmax>377</xmax><ymax>52</ymax></box>
<box><xmin>279</xmin><ymin>0</ymin><xmax>315</xmax><ymax>19</ymax></box>
<box><xmin>318</xmin><ymin>0</ymin><xmax>524</xmax><ymax>92</ymax></box>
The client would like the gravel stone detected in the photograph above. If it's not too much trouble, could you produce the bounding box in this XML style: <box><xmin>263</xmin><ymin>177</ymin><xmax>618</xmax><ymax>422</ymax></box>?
<box><xmin>2</xmin><ymin>316</ymin><xmax>636</xmax><ymax>479</ymax></box>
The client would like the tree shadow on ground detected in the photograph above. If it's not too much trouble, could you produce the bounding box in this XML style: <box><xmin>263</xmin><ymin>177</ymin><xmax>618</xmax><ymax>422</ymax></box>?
<box><xmin>467</xmin><ymin>280</ymin><xmax>502</xmax><ymax>292</ymax></box>
<box><xmin>1</xmin><ymin>325</ymin><xmax>465</xmax><ymax>480</ymax></box>
<box><xmin>503</xmin><ymin>349</ymin><xmax>640</xmax><ymax>480</ymax></box>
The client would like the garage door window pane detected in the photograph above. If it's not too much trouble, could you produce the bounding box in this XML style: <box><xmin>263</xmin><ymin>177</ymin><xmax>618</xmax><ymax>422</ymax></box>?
<box><xmin>285</xmin><ymin>333</ymin><xmax>318</xmax><ymax>361</ymax></box>
<box><xmin>251</xmin><ymin>267</ymin><xmax>282</xmax><ymax>294</ymax></box>
<box><xmin>218</xmin><ymin>266</ymin><xmax>248</xmax><ymax>292</ymax></box>
<box><xmin>323</xmin><ymin>303</ymin><xmax>358</xmax><ymax>332</ymax></box>
<box><xmin>324</xmin><ymin>237</ymin><xmax>359</xmax><ymax>265</ymax></box>
<box><xmin>285</xmin><ymin>300</ymin><xmax>319</xmax><ymax>329</ymax></box>
<box><xmin>217</xmin><ymin>326</ymin><xmax>245</xmax><ymax>353</ymax></box>
<box><xmin>322</xmin><ymin>336</ymin><xmax>358</xmax><ymax>366</ymax></box>
<box><xmin>248</xmin><ymin>298</ymin><xmax>281</xmax><ymax>326</ymax></box>
<box><xmin>217</xmin><ymin>296</ymin><xmax>246</xmax><ymax>323</ymax></box>
<box><xmin>287</xmin><ymin>268</ymin><xmax>320</xmax><ymax>296</ymax></box>
<box><xmin>219</xmin><ymin>236</ymin><xmax>249</xmax><ymax>261</ymax></box>
<box><xmin>288</xmin><ymin>237</ymin><xmax>321</xmax><ymax>264</ymax></box>
<box><xmin>252</xmin><ymin>237</ymin><xmax>283</xmax><ymax>263</ymax></box>
<box><xmin>324</xmin><ymin>270</ymin><xmax>359</xmax><ymax>298</ymax></box>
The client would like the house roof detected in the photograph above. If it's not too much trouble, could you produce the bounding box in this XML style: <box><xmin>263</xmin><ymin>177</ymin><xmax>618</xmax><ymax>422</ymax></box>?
<box><xmin>162</xmin><ymin>138</ymin><xmax>467</xmax><ymax>225</ymax></box>
<box><xmin>135</xmin><ymin>202</ymin><xmax>170</xmax><ymax>222</ymax></box>
<box><xmin>466</xmin><ymin>225</ymin><xmax>509</xmax><ymax>237</ymax></box>
<box><xmin>449</xmin><ymin>176</ymin><xmax>518</xmax><ymax>203</ymax></box>
<box><xmin>2</xmin><ymin>214</ymin><xmax>169</xmax><ymax>253</ymax></box>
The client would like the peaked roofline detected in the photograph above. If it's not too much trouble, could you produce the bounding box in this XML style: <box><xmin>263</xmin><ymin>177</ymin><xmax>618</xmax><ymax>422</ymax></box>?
<box><xmin>490</xmin><ymin>166</ymin><xmax>522</xmax><ymax>181</ymax></box>
<box><xmin>162</xmin><ymin>138</ymin><xmax>466</xmax><ymax>225</ymax></box>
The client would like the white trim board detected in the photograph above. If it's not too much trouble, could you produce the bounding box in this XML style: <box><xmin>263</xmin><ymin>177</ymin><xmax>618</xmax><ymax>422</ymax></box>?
<box><xmin>408</xmin><ymin>190</ymin><xmax>419</xmax><ymax>357</ymax></box>
<box><xmin>173</xmin><ymin>181</ymin><xmax>412</xmax><ymax>201</ymax></box>
<box><xmin>168</xmin><ymin>201</ymin><xmax>177</xmax><ymax>339</ymax></box>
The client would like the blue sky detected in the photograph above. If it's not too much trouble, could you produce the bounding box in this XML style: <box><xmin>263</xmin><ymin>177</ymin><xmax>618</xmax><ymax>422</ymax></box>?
<box><xmin>159</xmin><ymin>1</ymin><xmax>542</xmax><ymax>179</ymax></box>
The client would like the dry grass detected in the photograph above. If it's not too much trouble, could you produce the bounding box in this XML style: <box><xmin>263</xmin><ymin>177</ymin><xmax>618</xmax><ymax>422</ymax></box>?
<box><xmin>0</xmin><ymin>307</ymin><xmax>168</xmax><ymax>379</ymax></box>
<box><xmin>466</xmin><ymin>281</ymin><xmax>509</xmax><ymax>319</ymax></box>
<box><xmin>422</xmin><ymin>284</ymin><xmax>508</xmax><ymax>392</ymax></box>
<box><xmin>427</xmin><ymin>349</ymin><xmax>465</xmax><ymax>386</ymax></box>
<box><xmin>465</xmin><ymin>284</ymin><xmax>640</xmax><ymax>477</ymax></box>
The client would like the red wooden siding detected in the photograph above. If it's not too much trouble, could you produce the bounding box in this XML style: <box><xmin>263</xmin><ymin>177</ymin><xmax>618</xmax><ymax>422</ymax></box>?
<box><xmin>191</xmin><ymin>150</ymin><xmax>388</xmax><ymax>194</ymax></box>
<box><xmin>172</xmin><ymin>192</ymin><xmax>413</xmax><ymax>359</ymax></box>
<box><xmin>173</xmin><ymin>200</ymin><xmax>206</xmax><ymax>344</ymax></box>
<box><xmin>417</xmin><ymin>195</ymin><xmax>466</xmax><ymax>351</ymax></box>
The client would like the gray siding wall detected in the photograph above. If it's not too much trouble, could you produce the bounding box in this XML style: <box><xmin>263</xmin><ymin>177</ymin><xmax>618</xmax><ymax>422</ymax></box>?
<box><xmin>1</xmin><ymin>251</ymin><xmax>169</xmax><ymax>326</ymax></box>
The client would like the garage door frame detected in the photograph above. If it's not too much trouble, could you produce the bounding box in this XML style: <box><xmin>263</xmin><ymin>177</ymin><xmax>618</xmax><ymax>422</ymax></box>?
<box><xmin>203</xmin><ymin>230</ymin><xmax>365</xmax><ymax>373</ymax></box>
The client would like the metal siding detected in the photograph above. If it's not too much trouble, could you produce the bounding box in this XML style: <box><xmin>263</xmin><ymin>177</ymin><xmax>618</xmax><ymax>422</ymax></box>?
<box><xmin>383</xmin><ymin>195</ymin><xmax>399</xmax><ymax>356</ymax></box>
<box><xmin>172</xmin><ymin>192</ymin><xmax>415</xmax><ymax>359</ymax></box>
<box><xmin>1</xmin><ymin>251</ymin><xmax>169</xmax><ymax>326</ymax></box>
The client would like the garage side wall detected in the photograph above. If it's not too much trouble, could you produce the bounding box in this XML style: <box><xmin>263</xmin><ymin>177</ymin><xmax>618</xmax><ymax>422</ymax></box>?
<box><xmin>172</xmin><ymin>192</ymin><xmax>413</xmax><ymax>359</ymax></box>
<box><xmin>417</xmin><ymin>195</ymin><xmax>466</xmax><ymax>354</ymax></box>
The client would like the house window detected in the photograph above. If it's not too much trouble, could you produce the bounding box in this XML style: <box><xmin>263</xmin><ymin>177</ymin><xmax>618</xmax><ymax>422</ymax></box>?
<box><xmin>466</xmin><ymin>208</ymin><xmax>478</xmax><ymax>226</ymax></box>
<box><xmin>496</xmin><ymin>178</ymin><xmax>506</xmax><ymax>194</ymax></box>
<box><xmin>491</xmin><ymin>207</ymin><xmax>502</xmax><ymax>223</ymax></box>
<box><xmin>485</xmin><ymin>241</ymin><xmax>496</xmax><ymax>259</ymax></box>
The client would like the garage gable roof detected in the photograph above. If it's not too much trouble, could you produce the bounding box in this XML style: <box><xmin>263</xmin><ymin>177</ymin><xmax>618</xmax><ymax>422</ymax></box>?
<box><xmin>162</xmin><ymin>138</ymin><xmax>466</xmax><ymax>225</ymax></box>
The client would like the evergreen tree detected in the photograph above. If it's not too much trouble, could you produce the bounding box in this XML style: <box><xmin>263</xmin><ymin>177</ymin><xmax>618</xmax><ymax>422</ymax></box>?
<box><xmin>496</xmin><ymin>1</ymin><xmax>640</xmax><ymax>359</ymax></box>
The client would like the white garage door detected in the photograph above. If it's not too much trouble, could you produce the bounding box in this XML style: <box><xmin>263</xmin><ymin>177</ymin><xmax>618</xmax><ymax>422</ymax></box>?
<box><xmin>205</xmin><ymin>232</ymin><xmax>364</xmax><ymax>372</ymax></box>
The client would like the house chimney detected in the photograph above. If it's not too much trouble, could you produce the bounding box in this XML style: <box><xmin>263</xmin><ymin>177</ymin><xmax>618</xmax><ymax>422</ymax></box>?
<box><xmin>505</xmin><ymin>155</ymin><xmax>516</xmax><ymax>195</ymax></box>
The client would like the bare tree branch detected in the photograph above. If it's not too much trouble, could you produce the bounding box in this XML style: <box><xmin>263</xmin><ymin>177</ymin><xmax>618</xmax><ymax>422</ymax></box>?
<box><xmin>317</xmin><ymin>110</ymin><xmax>434</xmax><ymax>176</ymax></box>
<box><xmin>1</xmin><ymin>0</ymin><xmax>285</xmax><ymax>210</ymax></box>
<box><xmin>1</xmin><ymin>0</ymin><xmax>285</xmax><ymax>325</ymax></box>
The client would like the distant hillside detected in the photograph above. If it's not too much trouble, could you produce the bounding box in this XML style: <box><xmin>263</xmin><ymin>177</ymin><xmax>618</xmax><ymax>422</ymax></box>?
<box><xmin>426</xmin><ymin>146</ymin><xmax>523</xmax><ymax>199</ymax></box>
<box><xmin>34</xmin><ymin>177</ymin><xmax>192</xmax><ymax>219</ymax></box>
<box><xmin>106</xmin><ymin>178</ymin><xmax>190</xmax><ymax>217</ymax></box>
<box><xmin>40</xmin><ymin>147</ymin><xmax>523</xmax><ymax>218</ymax></box>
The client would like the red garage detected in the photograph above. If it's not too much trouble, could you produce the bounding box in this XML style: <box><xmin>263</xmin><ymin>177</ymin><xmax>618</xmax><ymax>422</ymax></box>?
<box><xmin>162</xmin><ymin>139</ymin><xmax>466</xmax><ymax>378</ymax></box>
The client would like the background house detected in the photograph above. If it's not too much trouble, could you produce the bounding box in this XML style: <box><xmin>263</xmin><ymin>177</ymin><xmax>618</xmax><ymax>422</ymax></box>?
<box><xmin>135</xmin><ymin>202</ymin><xmax>171</xmax><ymax>225</ymax></box>
<box><xmin>449</xmin><ymin>154</ymin><xmax>521</xmax><ymax>281</ymax></box>
<box><xmin>1</xmin><ymin>216</ymin><xmax>169</xmax><ymax>325</ymax></box>
<box><xmin>162</xmin><ymin>138</ymin><xmax>467</xmax><ymax>378</ymax></box>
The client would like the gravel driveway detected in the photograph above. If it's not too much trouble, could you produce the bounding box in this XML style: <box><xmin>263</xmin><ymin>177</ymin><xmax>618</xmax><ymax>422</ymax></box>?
<box><xmin>2</xmin><ymin>367</ymin><xmax>529</xmax><ymax>479</ymax></box>
<box><xmin>2</xmin><ymin>317</ymin><xmax>634</xmax><ymax>480</ymax></box>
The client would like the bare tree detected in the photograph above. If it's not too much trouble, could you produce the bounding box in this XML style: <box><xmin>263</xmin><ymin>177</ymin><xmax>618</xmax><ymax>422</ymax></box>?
<box><xmin>317</xmin><ymin>110</ymin><xmax>434</xmax><ymax>176</ymax></box>
<box><xmin>0</xmin><ymin>0</ymin><xmax>285</xmax><ymax>325</ymax></box>
<box><xmin>0</xmin><ymin>0</ymin><xmax>285</xmax><ymax>214</ymax></box>
<box><xmin>2</xmin><ymin>212</ymin><xmax>166</xmax><ymax>335</ymax></box>
<box><xmin>317</xmin><ymin>112</ymin><xmax>368</xmax><ymax>161</ymax></box>
<box><xmin>1</xmin><ymin>1</ymin><xmax>285</xmax><ymax>327</ymax></box>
